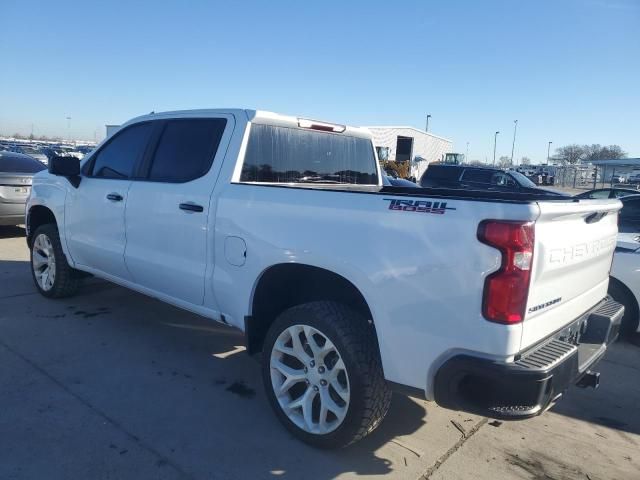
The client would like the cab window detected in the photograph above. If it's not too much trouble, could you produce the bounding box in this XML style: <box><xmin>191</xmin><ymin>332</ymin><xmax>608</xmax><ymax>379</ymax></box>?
<box><xmin>89</xmin><ymin>123</ymin><xmax>154</xmax><ymax>179</ymax></box>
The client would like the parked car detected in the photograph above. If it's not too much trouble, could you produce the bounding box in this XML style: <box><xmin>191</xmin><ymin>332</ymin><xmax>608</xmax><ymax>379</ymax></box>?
<box><xmin>610</xmin><ymin>174</ymin><xmax>627</xmax><ymax>184</ymax></box>
<box><xmin>0</xmin><ymin>151</ymin><xmax>47</xmax><ymax>225</ymax></box>
<box><xmin>26</xmin><ymin>109</ymin><xmax>623</xmax><ymax>448</ymax></box>
<box><xmin>627</xmin><ymin>173</ymin><xmax>640</xmax><ymax>184</ymax></box>
<box><xmin>419</xmin><ymin>164</ymin><xmax>565</xmax><ymax>196</ymax></box>
<box><xmin>618</xmin><ymin>195</ymin><xmax>640</xmax><ymax>233</ymax></box>
<box><xmin>610</xmin><ymin>233</ymin><xmax>640</xmax><ymax>337</ymax></box>
<box><xmin>574</xmin><ymin>187</ymin><xmax>640</xmax><ymax>200</ymax></box>
<box><xmin>12</xmin><ymin>145</ymin><xmax>50</xmax><ymax>165</ymax></box>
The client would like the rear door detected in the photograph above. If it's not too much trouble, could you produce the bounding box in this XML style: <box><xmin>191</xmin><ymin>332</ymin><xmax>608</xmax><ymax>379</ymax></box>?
<box><xmin>521</xmin><ymin>199</ymin><xmax>621</xmax><ymax>348</ymax></box>
<box><xmin>124</xmin><ymin>115</ymin><xmax>233</xmax><ymax>305</ymax></box>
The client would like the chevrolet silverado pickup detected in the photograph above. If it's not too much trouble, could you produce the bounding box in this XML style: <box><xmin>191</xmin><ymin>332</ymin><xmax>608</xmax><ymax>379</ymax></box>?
<box><xmin>26</xmin><ymin>109</ymin><xmax>624</xmax><ymax>448</ymax></box>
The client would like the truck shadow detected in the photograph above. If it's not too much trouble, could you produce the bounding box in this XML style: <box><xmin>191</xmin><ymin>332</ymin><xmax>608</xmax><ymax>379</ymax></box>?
<box><xmin>0</xmin><ymin>225</ymin><xmax>25</xmax><ymax>239</ymax></box>
<box><xmin>0</xmin><ymin>263</ymin><xmax>427</xmax><ymax>478</ymax></box>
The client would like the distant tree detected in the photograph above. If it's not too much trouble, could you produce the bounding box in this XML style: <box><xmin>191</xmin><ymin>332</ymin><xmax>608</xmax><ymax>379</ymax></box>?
<box><xmin>583</xmin><ymin>144</ymin><xmax>627</xmax><ymax>161</ymax></box>
<box><xmin>467</xmin><ymin>160</ymin><xmax>485</xmax><ymax>166</ymax></box>
<box><xmin>520</xmin><ymin>156</ymin><xmax>531</xmax><ymax>165</ymax></box>
<box><xmin>555</xmin><ymin>144</ymin><xmax>586</xmax><ymax>165</ymax></box>
<box><xmin>498</xmin><ymin>156</ymin><xmax>511</xmax><ymax>168</ymax></box>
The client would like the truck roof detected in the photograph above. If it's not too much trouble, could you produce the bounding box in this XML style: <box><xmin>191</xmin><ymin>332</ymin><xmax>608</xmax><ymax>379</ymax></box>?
<box><xmin>123</xmin><ymin>109</ymin><xmax>373</xmax><ymax>139</ymax></box>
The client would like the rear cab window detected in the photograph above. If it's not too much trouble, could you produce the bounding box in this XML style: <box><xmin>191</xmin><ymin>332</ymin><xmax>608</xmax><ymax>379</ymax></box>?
<box><xmin>239</xmin><ymin>124</ymin><xmax>378</xmax><ymax>185</ymax></box>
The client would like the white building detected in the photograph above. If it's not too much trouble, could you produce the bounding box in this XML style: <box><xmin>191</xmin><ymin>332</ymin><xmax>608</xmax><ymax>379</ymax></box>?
<box><xmin>365</xmin><ymin>126</ymin><xmax>453</xmax><ymax>179</ymax></box>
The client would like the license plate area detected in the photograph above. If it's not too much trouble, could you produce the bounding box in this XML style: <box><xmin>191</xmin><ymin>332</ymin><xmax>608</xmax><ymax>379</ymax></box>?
<box><xmin>554</xmin><ymin>315</ymin><xmax>587</xmax><ymax>346</ymax></box>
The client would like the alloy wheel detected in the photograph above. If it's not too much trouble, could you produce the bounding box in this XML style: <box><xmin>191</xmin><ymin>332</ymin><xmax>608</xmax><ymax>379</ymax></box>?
<box><xmin>32</xmin><ymin>233</ymin><xmax>56</xmax><ymax>291</ymax></box>
<box><xmin>270</xmin><ymin>324</ymin><xmax>350</xmax><ymax>434</ymax></box>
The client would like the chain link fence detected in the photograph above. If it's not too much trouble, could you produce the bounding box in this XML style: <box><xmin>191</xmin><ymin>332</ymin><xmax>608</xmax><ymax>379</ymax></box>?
<box><xmin>530</xmin><ymin>164</ymin><xmax>638</xmax><ymax>191</ymax></box>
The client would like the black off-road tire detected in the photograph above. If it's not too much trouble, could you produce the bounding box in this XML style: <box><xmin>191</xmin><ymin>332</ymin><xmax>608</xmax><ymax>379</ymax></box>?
<box><xmin>30</xmin><ymin>223</ymin><xmax>81</xmax><ymax>298</ymax></box>
<box><xmin>262</xmin><ymin>301</ymin><xmax>392</xmax><ymax>448</ymax></box>
<box><xmin>608</xmin><ymin>279</ymin><xmax>639</xmax><ymax>339</ymax></box>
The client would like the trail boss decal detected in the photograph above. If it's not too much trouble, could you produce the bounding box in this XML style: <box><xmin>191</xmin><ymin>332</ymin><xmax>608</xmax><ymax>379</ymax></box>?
<box><xmin>383</xmin><ymin>198</ymin><xmax>456</xmax><ymax>215</ymax></box>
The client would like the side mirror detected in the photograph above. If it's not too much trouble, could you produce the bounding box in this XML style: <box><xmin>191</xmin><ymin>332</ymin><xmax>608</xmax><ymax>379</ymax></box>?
<box><xmin>49</xmin><ymin>156</ymin><xmax>81</xmax><ymax>187</ymax></box>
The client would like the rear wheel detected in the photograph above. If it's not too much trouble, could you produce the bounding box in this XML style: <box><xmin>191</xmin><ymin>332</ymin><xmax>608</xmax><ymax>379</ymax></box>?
<box><xmin>608</xmin><ymin>279</ymin><xmax>639</xmax><ymax>338</ymax></box>
<box><xmin>30</xmin><ymin>224</ymin><xmax>81</xmax><ymax>298</ymax></box>
<box><xmin>262</xmin><ymin>301</ymin><xmax>391</xmax><ymax>448</ymax></box>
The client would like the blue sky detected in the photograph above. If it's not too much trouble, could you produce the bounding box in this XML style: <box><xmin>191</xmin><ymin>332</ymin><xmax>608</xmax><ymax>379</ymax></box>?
<box><xmin>1</xmin><ymin>0</ymin><xmax>638</xmax><ymax>162</ymax></box>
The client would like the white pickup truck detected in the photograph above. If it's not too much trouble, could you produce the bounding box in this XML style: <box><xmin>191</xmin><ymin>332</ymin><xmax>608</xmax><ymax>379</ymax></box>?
<box><xmin>26</xmin><ymin>109</ymin><xmax>624</xmax><ymax>448</ymax></box>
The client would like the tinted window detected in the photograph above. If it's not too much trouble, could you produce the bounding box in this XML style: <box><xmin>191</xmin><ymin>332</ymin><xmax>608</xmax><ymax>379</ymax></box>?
<box><xmin>620</xmin><ymin>198</ymin><xmax>640</xmax><ymax>232</ymax></box>
<box><xmin>588</xmin><ymin>190</ymin><xmax>611</xmax><ymax>199</ymax></box>
<box><xmin>509</xmin><ymin>171</ymin><xmax>537</xmax><ymax>188</ymax></box>
<box><xmin>241</xmin><ymin>124</ymin><xmax>378</xmax><ymax>184</ymax></box>
<box><xmin>0</xmin><ymin>152</ymin><xmax>47</xmax><ymax>173</ymax></box>
<box><xmin>424</xmin><ymin>165</ymin><xmax>462</xmax><ymax>180</ymax></box>
<box><xmin>462</xmin><ymin>169</ymin><xmax>494</xmax><ymax>184</ymax></box>
<box><xmin>491</xmin><ymin>172</ymin><xmax>516</xmax><ymax>186</ymax></box>
<box><xmin>148</xmin><ymin>119</ymin><xmax>227</xmax><ymax>182</ymax></box>
<box><xmin>614</xmin><ymin>189</ymin><xmax>637</xmax><ymax>198</ymax></box>
<box><xmin>91</xmin><ymin>122</ymin><xmax>154</xmax><ymax>179</ymax></box>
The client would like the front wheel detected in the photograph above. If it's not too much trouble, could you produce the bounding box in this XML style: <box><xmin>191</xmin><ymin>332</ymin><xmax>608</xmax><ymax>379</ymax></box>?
<box><xmin>262</xmin><ymin>301</ymin><xmax>391</xmax><ymax>448</ymax></box>
<box><xmin>30</xmin><ymin>224</ymin><xmax>81</xmax><ymax>298</ymax></box>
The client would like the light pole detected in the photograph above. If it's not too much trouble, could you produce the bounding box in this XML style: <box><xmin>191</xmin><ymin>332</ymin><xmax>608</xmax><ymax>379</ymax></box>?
<box><xmin>493</xmin><ymin>131</ymin><xmax>500</xmax><ymax>166</ymax></box>
<box><xmin>465</xmin><ymin>142</ymin><xmax>469</xmax><ymax>163</ymax></box>
<box><xmin>510</xmin><ymin>120</ymin><xmax>518</xmax><ymax>166</ymax></box>
<box><xmin>425</xmin><ymin>114</ymin><xmax>431</xmax><ymax>132</ymax></box>
<box><xmin>547</xmin><ymin>141</ymin><xmax>552</xmax><ymax>164</ymax></box>
<box><xmin>66</xmin><ymin>116</ymin><xmax>72</xmax><ymax>142</ymax></box>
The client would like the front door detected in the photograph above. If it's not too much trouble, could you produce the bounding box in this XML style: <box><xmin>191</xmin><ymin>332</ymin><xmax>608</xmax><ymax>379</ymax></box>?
<box><xmin>124</xmin><ymin>116</ymin><xmax>231</xmax><ymax>305</ymax></box>
<box><xmin>65</xmin><ymin>122</ymin><xmax>155</xmax><ymax>279</ymax></box>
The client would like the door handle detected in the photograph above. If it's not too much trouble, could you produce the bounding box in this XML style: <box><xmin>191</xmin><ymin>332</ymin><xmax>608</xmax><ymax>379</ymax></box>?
<box><xmin>106</xmin><ymin>193</ymin><xmax>123</xmax><ymax>202</ymax></box>
<box><xmin>179</xmin><ymin>203</ymin><xmax>204</xmax><ymax>213</ymax></box>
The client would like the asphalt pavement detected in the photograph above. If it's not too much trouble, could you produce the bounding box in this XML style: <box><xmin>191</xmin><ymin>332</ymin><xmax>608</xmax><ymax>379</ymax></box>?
<box><xmin>1</xmin><ymin>226</ymin><xmax>638</xmax><ymax>480</ymax></box>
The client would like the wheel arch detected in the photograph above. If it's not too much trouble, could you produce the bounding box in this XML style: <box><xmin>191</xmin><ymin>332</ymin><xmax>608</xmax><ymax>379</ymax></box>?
<box><xmin>27</xmin><ymin>205</ymin><xmax>58</xmax><ymax>247</ymax></box>
<box><xmin>245</xmin><ymin>263</ymin><xmax>376</xmax><ymax>355</ymax></box>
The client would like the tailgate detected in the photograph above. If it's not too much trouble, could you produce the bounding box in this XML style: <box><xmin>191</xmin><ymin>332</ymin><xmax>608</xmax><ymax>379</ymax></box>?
<box><xmin>521</xmin><ymin>199</ymin><xmax>621</xmax><ymax>349</ymax></box>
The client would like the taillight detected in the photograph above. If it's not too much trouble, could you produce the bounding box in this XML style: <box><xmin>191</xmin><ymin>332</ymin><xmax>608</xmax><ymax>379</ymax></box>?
<box><xmin>477</xmin><ymin>220</ymin><xmax>535</xmax><ymax>324</ymax></box>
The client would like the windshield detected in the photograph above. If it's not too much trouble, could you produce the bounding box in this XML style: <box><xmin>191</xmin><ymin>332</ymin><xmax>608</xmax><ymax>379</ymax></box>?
<box><xmin>509</xmin><ymin>170</ymin><xmax>537</xmax><ymax>188</ymax></box>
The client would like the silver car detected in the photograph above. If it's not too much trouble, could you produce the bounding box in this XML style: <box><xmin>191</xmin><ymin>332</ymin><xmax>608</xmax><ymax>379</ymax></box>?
<box><xmin>0</xmin><ymin>151</ymin><xmax>47</xmax><ymax>225</ymax></box>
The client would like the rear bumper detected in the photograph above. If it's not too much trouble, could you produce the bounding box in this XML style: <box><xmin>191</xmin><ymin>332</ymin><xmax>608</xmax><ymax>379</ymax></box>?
<box><xmin>0</xmin><ymin>213</ymin><xmax>25</xmax><ymax>226</ymax></box>
<box><xmin>433</xmin><ymin>297</ymin><xmax>623</xmax><ymax>420</ymax></box>
<box><xmin>0</xmin><ymin>202</ymin><xmax>26</xmax><ymax>225</ymax></box>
